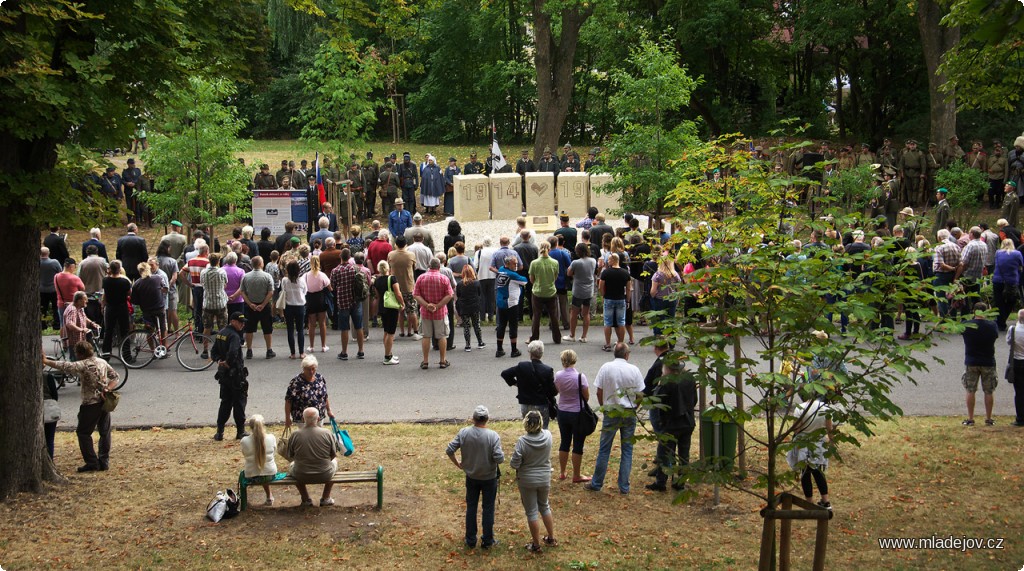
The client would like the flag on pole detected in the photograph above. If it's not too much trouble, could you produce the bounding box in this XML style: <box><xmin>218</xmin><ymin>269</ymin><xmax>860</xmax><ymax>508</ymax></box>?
<box><xmin>491</xmin><ymin>121</ymin><xmax>507</xmax><ymax>172</ymax></box>
<box><xmin>315</xmin><ymin>151</ymin><xmax>325</xmax><ymax>208</ymax></box>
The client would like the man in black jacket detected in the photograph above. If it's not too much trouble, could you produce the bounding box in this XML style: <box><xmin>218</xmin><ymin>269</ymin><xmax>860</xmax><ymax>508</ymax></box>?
<box><xmin>211</xmin><ymin>311</ymin><xmax>249</xmax><ymax>441</ymax></box>
<box><xmin>397</xmin><ymin>152</ymin><xmax>419</xmax><ymax>215</ymax></box>
<box><xmin>646</xmin><ymin>358</ymin><xmax>697</xmax><ymax>492</ymax></box>
<box><xmin>273</xmin><ymin>221</ymin><xmax>297</xmax><ymax>254</ymax></box>
<box><xmin>115</xmin><ymin>223</ymin><xmax>149</xmax><ymax>281</ymax></box>
<box><xmin>500</xmin><ymin>340</ymin><xmax>557</xmax><ymax>429</ymax></box>
<box><xmin>44</xmin><ymin>227</ymin><xmax>70</xmax><ymax>266</ymax></box>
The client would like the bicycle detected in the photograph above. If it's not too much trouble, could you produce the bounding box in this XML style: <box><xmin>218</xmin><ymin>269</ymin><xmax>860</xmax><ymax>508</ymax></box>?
<box><xmin>119</xmin><ymin>317</ymin><xmax>214</xmax><ymax>371</ymax></box>
<box><xmin>46</xmin><ymin>329</ymin><xmax>129</xmax><ymax>391</ymax></box>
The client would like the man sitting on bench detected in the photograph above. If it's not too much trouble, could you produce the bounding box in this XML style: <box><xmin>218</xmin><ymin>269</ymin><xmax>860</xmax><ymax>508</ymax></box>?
<box><xmin>285</xmin><ymin>407</ymin><xmax>338</xmax><ymax>507</ymax></box>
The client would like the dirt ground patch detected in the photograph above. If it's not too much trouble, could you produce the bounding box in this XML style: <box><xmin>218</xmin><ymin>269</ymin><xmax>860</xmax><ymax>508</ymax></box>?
<box><xmin>1</xmin><ymin>418</ymin><xmax>1022</xmax><ymax>570</ymax></box>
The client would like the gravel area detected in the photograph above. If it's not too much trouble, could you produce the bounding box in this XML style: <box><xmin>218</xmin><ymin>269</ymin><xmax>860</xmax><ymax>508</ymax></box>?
<box><xmin>422</xmin><ymin>214</ymin><xmax>641</xmax><ymax>250</ymax></box>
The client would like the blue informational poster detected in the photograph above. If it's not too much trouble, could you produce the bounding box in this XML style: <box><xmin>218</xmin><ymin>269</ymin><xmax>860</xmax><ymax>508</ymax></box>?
<box><xmin>253</xmin><ymin>190</ymin><xmax>308</xmax><ymax>234</ymax></box>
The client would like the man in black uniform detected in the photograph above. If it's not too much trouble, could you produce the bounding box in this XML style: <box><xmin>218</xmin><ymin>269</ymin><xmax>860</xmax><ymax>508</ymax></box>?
<box><xmin>122</xmin><ymin>158</ymin><xmax>144</xmax><ymax>224</ymax></box>
<box><xmin>343</xmin><ymin>161</ymin><xmax>365</xmax><ymax>221</ymax></box>
<box><xmin>379</xmin><ymin>158</ymin><xmax>400</xmax><ymax>215</ymax></box>
<box><xmin>211</xmin><ymin>311</ymin><xmax>249</xmax><ymax>441</ymax></box>
<box><xmin>306</xmin><ymin>174</ymin><xmax>320</xmax><ymax>241</ymax></box>
<box><xmin>561</xmin><ymin>150</ymin><xmax>581</xmax><ymax>172</ymax></box>
<box><xmin>362</xmin><ymin>151</ymin><xmax>380</xmax><ymax>219</ymax></box>
<box><xmin>515</xmin><ymin>149</ymin><xmax>535</xmax><ymax>211</ymax></box>
<box><xmin>397</xmin><ymin>152</ymin><xmax>419</xmax><ymax>215</ymax></box>
<box><xmin>538</xmin><ymin>146</ymin><xmax>560</xmax><ymax>186</ymax></box>
<box><xmin>584</xmin><ymin>148</ymin><xmax>599</xmax><ymax>171</ymax></box>
<box><xmin>464</xmin><ymin>152</ymin><xmax>485</xmax><ymax>175</ymax></box>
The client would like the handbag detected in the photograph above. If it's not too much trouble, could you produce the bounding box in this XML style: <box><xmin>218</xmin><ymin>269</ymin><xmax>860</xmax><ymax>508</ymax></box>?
<box><xmin>1006</xmin><ymin>326</ymin><xmax>1016</xmax><ymax>384</ymax></box>
<box><xmin>43</xmin><ymin>399</ymin><xmax>61</xmax><ymax>424</ymax></box>
<box><xmin>574</xmin><ymin>373</ymin><xmax>599</xmax><ymax>436</ymax></box>
<box><xmin>276</xmin><ymin>426</ymin><xmax>292</xmax><ymax>460</ymax></box>
<box><xmin>330</xmin><ymin>418</ymin><xmax>354</xmax><ymax>456</ymax></box>
<box><xmin>101</xmin><ymin>390</ymin><xmax>120</xmax><ymax>413</ymax></box>
<box><xmin>275</xmin><ymin>288</ymin><xmax>287</xmax><ymax>311</ymax></box>
<box><xmin>383</xmin><ymin>276</ymin><xmax>401</xmax><ymax>309</ymax></box>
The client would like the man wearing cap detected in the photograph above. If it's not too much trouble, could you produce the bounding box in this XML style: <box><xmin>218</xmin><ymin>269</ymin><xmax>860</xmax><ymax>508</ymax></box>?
<box><xmin>275</xmin><ymin>160</ymin><xmax>290</xmax><ymax>187</ymax></box>
<box><xmin>160</xmin><ymin>220</ymin><xmax>188</xmax><ymax>261</ymax></box>
<box><xmin>877</xmin><ymin>138</ymin><xmax>896</xmax><ymax>170</ymax></box>
<box><xmin>967</xmin><ymin>140</ymin><xmax>987</xmax><ymax>174</ymax></box>
<box><xmin>1002</xmin><ymin>182</ymin><xmax>1020</xmax><ymax>229</ymax></box>
<box><xmin>898</xmin><ymin>139</ymin><xmax>926</xmax><ymax>205</ymax></box>
<box><xmin>100</xmin><ymin>166</ymin><xmax>123</xmax><ymax>200</ymax></box>
<box><xmin>987</xmin><ymin>144</ymin><xmax>1008</xmax><ymax>208</ymax></box>
<box><xmin>446</xmin><ymin>404</ymin><xmax>504</xmax><ymax>549</ymax></box>
<box><xmin>897</xmin><ymin>207</ymin><xmax>917</xmax><ymax>242</ymax></box>
<box><xmin>397</xmin><ymin>152</ymin><xmax>419</xmax><ymax>214</ymax></box>
<box><xmin>934</xmin><ymin>188</ymin><xmax>951</xmax><ymax>238</ymax></box>
<box><xmin>254</xmin><ymin>164</ymin><xmax>277</xmax><ymax>190</ymax></box>
<box><xmin>342</xmin><ymin>161</ymin><xmax>365</xmax><ymax>221</ymax></box>
<box><xmin>121</xmin><ymin>158</ymin><xmax>144</xmax><ymax>223</ymax></box>
<box><xmin>561</xmin><ymin>149</ymin><xmax>581</xmax><ymax>172</ymax></box>
<box><xmin>388</xmin><ymin>197</ymin><xmax>413</xmax><ymax>242</ymax></box>
<box><xmin>584</xmin><ymin>148</ymin><xmax>599</xmax><ymax>171</ymax></box>
<box><xmin>296</xmin><ymin>159</ymin><xmax>309</xmax><ymax>182</ymax></box>
<box><xmin>1009</xmin><ymin>136</ymin><xmax>1024</xmax><ymax>197</ymax></box>
<box><xmin>362</xmin><ymin>151</ymin><xmax>380</xmax><ymax>219</ymax></box>
<box><xmin>211</xmin><ymin>310</ymin><xmax>249</xmax><ymax>441</ymax></box>
<box><xmin>554</xmin><ymin>212</ymin><xmax>578</xmax><ymax>253</ymax></box>
<box><xmin>943</xmin><ymin>135</ymin><xmax>965</xmax><ymax>169</ymax></box>
<box><xmin>515</xmin><ymin>150</ymin><xmax>535</xmax><ymax>210</ymax></box>
<box><xmin>464</xmin><ymin>152</ymin><xmax>485</xmax><ymax>175</ymax></box>
<box><xmin>378</xmin><ymin>158</ymin><xmax>400</xmax><ymax>215</ymax></box>
<box><xmin>443</xmin><ymin>157</ymin><xmax>460</xmax><ymax>217</ymax></box>
<box><xmin>855</xmin><ymin>143</ymin><xmax>875</xmax><ymax>167</ymax></box>
<box><xmin>538</xmin><ymin>146</ymin><xmax>559</xmax><ymax>185</ymax></box>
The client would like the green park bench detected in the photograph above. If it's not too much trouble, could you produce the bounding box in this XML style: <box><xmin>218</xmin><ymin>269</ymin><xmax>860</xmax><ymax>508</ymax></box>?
<box><xmin>238</xmin><ymin>465</ymin><xmax>384</xmax><ymax>511</ymax></box>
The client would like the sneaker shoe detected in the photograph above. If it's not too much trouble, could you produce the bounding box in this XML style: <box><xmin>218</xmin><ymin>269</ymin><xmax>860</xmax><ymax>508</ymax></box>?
<box><xmin>411</xmin><ymin>333</ymin><xmax>423</xmax><ymax>340</ymax></box>
<box><xmin>578</xmin><ymin>337</ymin><xmax>587</xmax><ymax>344</ymax></box>
<box><xmin>565</xmin><ymin>336</ymin><xmax>576</xmax><ymax>343</ymax></box>
<box><xmin>321</xmin><ymin>346</ymin><xmax>329</xmax><ymax>352</ymax></box>
<box><xmin>200</xmin><ymin>351</ymin><xmax>209</xmax><ymax>360</ymax></box>
<box><xmin>465</xmin><ymin>346</ymin><xmax>472</xmax><ymax>352</ymax></box>
<box><xmin>383</xmin><ymin>356</ymin><xmax>400</xmax><ymax>365</ymax></box>
<box><xmin>246</xmin><ymin>348</ymin><xmax>253</xmax><ymax>359</ymax></box>
<box><xmin>235</xmin><ymin>431</ymin><xmax>250</xmax><ymax>440</ymax></box>
<box><xmin>645</xmin><ymin>483</ymin><xmax>667</xmax><ymax>492</ymax></box>
<box><xmin>481</xmin><ymin>539</ymin><xmax>500</xmax><ymax>549</ymax></box>
<box><xmin>319</xmin><ymin>497</ymin><xmax>335</xmax><ymax>507</ymax></box>
<box><xmin>817</xmin><ymin>500</ymin><xmax>832</xmax><ymax>511</ymax></box>
<box><xmin>495</xmin><ymin>349</ymin><xmax>506</xmax><ymax>358</ymax></box>
<box><xmin>301</xmin><ymin>498</ymin><xmax>314</xmax><ymax>507</ymax></box>
<box><xmin>510</xmin><ymin>349</ymin><xmax>522</xmax><ymax>358</ymax></box>
<box><xmin>477</xmin><ymin>342</ymin><xmax>486</xmax><ymax>348</ymax></box>
<box><xmin>338</xmin><ymin>353</ymin><xmax>349</xmax><ymax>361</ymax></box>
<box><xmin>357</xmin><ymin>352</ymin><xmax>365</xmax><ymax>359</ymax></box>
<box><xmin>266</xmin><ymin>349</ymin><xmax>276</xmax><ymax>359</ymax></box>
<box><xmin>213</xmin><ymin>432</ymin><xmax>224</xmax><ymax>441</ymax></box>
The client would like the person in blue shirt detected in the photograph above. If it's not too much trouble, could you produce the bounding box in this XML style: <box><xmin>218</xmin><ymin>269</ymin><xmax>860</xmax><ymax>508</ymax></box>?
<box><xmin>443</xmin><ymin>157</ymin><xmax>461</xmax><ymax>217</ymax></box>
<box><xmin>549</xmin><ymin>235</ymin><xmax>573</xmax><ymax>331</ymax></box>
<box><xmin>495</xmin><ymin>257</ymin><xmax>528</xmax><ymax>359</ymax></box>
<box><xmin>388</xmin><ymin>198</ymin><xmax>413</xmax><ymax>241</ymax></box>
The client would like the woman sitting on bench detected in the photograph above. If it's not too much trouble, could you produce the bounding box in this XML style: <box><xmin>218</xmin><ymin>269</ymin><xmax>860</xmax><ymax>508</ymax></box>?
<box><xmin>285</xmin><ymin>407</ymin><xmax>338</xmax><ymax>507</ymax></box>
<box><xmin>240</xmin><ymin>414</ymin><xmax>277</xmax><ymax>506</ymax></box>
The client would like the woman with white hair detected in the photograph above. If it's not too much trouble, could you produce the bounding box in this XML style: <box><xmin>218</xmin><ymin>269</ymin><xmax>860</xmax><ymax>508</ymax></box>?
<box><xmin>240</xmin><ymin>414</ymin><xmax>278</xmax><ymax>505</ymax></box>
<box><xmin>223</xmin><ymin>251</ymin><xmax>245</xmax><ymax>317</ymax></box>
<box><xmin>510</xmin><ymin>410</ymin><xmax>557</xmax><ymax>553</ymax></box>
<box><xmin>284</xmin><ymin>355</ymin><xmax>335</xmax><ymax>429</ymax></box>
<box><xmin>500</xmin><ymin>340</ymin><xmax>558</xmax><ymax>429</ymax></box>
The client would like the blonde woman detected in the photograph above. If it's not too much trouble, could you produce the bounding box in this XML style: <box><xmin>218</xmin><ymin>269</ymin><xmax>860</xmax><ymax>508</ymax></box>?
<box><xmin>650</xmin><ymin>254</ymin><xmax>682</xmax><ymax>336</ymax></box>
<box><xmin>510</xmin><ymin>410</ymin><xmax>557</xmax><ymax>553</ymax></box>
<box><xmin>374</xmin><ymin>260</ymin><xmax>404</xmax><ymax>365</ymax></box>
<box><xmin>553</xmin><ymin>349</ymin><xmax>591</xmax><ymax>482</ymax></box>
<box><xmin>240</xmin><ymin>414</ymin><xmax>278</xmax><ymax>506</ymax></box>
<box><xmin>304</xmin><ymin>255</ymin><xmax>332</xmax><ymax>353</ymax></box>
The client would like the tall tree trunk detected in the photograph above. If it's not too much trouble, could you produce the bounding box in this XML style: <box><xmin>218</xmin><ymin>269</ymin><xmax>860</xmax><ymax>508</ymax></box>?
<box><xmin>532</xmin><ymin>0</ymin><xmax>593</xmax><ymax>161</ymax></box>
<box><xmin>918</xmin><ymin>0</ymin><xmax>959</xmax><ymax>144</ymax></box>
<box><xmin>0</xmin><ymin>139</ymin><xmax>62</xmax><ymax>499</ymax></box>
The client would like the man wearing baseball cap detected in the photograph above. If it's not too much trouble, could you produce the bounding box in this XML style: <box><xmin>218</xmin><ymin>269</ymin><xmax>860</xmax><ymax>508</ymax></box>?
<box><xmin>211</xmin><ymin>310</ymin><xmax>249</xmax><ymax>441</ymax></box>
<box><xmin>446</xmin><ymin>405</ymin><xmax>505</xmax><ymax>549</ymax></box>
<box><xmin>1002</xmin><ymin>181</ymin><xmax>1020</xmax><ymax>229</ymax></box>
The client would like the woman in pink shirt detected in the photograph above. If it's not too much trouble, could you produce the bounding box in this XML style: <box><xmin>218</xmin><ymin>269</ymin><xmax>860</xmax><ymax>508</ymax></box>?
<box><xmin>552</xmin><ymin>349</ymin><xmax>592</xmax><ymax>483</ymax></box>
<box><xmin>304</xmin><ymin>256</ymin><xmax>333</xmax><ymax>353</ymax></box>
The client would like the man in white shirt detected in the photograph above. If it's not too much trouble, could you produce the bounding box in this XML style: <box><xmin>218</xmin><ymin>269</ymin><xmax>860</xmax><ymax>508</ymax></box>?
<box><xmin>584</xmin><ymin>342</ymin><xmax>646</xmax><ymax>494</ymax></box>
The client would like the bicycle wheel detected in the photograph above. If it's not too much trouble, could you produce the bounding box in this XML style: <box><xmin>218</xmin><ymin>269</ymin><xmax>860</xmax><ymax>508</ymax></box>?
<box><xmin>176</xmin><ymin>333</ymin><xmax>214</xmax><ymax>371</ymax></box>
<box><xmin>120</xmin><ymin>330</ymin><xmax>156</xmax><ymax>369</ymax></box>
<box><xmin>101</xmin><ymin>353</ymin><xmax>129</xmax><ymax>390</ymax></box>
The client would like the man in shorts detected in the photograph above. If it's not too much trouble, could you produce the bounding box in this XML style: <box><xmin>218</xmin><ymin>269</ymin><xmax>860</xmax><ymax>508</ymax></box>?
<box><xmin>240</xmin><ymin>256</ymin><xmax>276</xmax><ymax>359</ymax></box>
<box><xmin>599</xmin><ymin>253</ymin><xmax>632</xmax><ymax>352</ymax></box>
<box><xmin>387</xmin><ymin>235</ymin><xmax>420</xmax><ymax>339</ymax></box>
<box><xmin>414</xmin><ymin>258</ymin><xmax>454</xmax><ymax>369</ymax></box>
<box><xmin>961</xmin><ymin>302</ymin><xmax>999</xmax><ymax>426</ymax></box>
<box><xmin>200</xmin><ymin>253</ymin><xmax>228</xmax><ymax>360</ymax></box>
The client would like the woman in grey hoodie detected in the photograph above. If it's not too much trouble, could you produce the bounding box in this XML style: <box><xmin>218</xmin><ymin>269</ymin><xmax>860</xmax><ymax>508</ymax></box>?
<box><xmin>510</xmin><ymin>410</ymin><xmax>558</xmax><ymax>553</ymax></box>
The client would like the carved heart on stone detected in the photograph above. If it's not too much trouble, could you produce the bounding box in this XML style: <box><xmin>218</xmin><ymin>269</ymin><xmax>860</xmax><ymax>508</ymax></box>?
<box><xmin>531</xmin><ymin>182</ymin><xmax>547</xmax><ymax>196</ymax></box>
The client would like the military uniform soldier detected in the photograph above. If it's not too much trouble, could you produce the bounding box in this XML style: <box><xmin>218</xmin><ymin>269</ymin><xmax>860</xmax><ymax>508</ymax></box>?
<box><xmin>322</xmin><ymin>157</ymin><xmax>342</xmax><ymax>191</ymax></box>
<box><xmin>987</xmin><ymin>145</ymin><xmax>1008</xmax><ymax>208</ymax></box>
<box><xmin>942</xmin><ymin>135</ymin><xmax>965</xmax><ymax>168</ymax></box>
<box><xmin>1003</xmin><ymin>182</ymin><xmax>1020</xmax><ymax>229</ymax></box>
<box><xmin>877</xmin><ymin>138</ymin><xmax>897</xmax><ymax>170</ymax></box>
<box><xmin>362</xmin><ymin>151</ymin><xmax>380</xmax><ymax>219</ymax></box>
<box><xmin>342</xmin><ymin>162</ymin><xmax>365</xmax><ymax>221</ymax></box>
<box><xmin>515</xmin><ymin>149</ymin><xmax>535</xmax><ymax>210</ymax></box>
<box><xmin>464</xmin><ymin>152</ymin><xmax>485</xmax><ymax>175</ymax></box>
<box><xmin>538</xmin><ymin>146</ymin><xmax>560</xmax><ymax>185</ymax></box>
<box><xmin>819</xmin><ymin>141</ymin><xmax>834</xmax><ymax>162</ymax></box>
<box><xmin>275</xmin><ymin>160</ymin><xmax>290</xmax><ymax>187</ymax></box>
<box><xmin>379</xmin><ymin>159</ymin><xmax>401</xmax><ymax>216</ymax></box>
<box><xmin>397</xmin><ymin>152</ymin><xmax>419</xmax><ymax>214</ymax></box>
<box><xmin>855</xmin><ymin>143</ymin><xmax>875</xmax><ymax>167</ymax></box>
<box><xmin>561</xmin><ymin>150</ymin><xmax>581</xmax><ymax>172</ymax></box>
<box><xmin>254</xmin><ymin>164</ymin><xmax>278</xmax><ymax>190</ymax></box>
<box><xmin>898</xmin><ymin>139</ymin><xmax>927</xmax><ymax>205</ymax></box>
<box><xmin>787</xmin><ymin>147</ymin><xmax>805</xmax><ymax>176</ymax></box>
<box><xmin>837</xmin><ymin>146</ymin><xmax>855</xmax><ymax>171</ymax></box>
<box><xmin>966</xmin><ymin>140</ymin><xmax>987</xmax><ymax>175</ymax></box>
<box><xmin>584</xmin><ymin>148</ymin><xmax>600</xmax><ymax>171</ymax></box>
<box><xmin>934</xmin><ymin>188</ymin><xmax>951</xmax><ymax>237</ymax></box>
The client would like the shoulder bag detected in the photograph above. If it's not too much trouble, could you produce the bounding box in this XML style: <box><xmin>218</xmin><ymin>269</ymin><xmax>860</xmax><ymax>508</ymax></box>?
<box><xmin>1006</xmin><ymin>326</ymin><xmax>1016</xmax><ymax>384</ymax></box>
<box><xmin>101</xmin><ymin>390</ymin><xmax>120</xmax><ymax>413</ymax></box>
<box><xmin>276</xmin><ymin>426</ymin><xmax>292</xmax><ymax>460</ymax></box>
<box><xmin>383</xmin><ymin>276</ymin><xmax>402</xmax><ymax>309</ymax></box>
<box><xmin>331</xmin><ymin>418</ymin><xmax>355</xmax><ymax>456</ymax></box>
<box><xmin>575</xmin><ymin>373</ymin><xmax>599</xmax><ymax>436</ymax></box>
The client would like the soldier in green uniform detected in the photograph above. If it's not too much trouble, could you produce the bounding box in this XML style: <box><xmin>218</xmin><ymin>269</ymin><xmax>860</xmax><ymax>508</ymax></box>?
<box><xmin>987</xmin><ymin>144</ymin><xmax>1008</xmax><ymax>209</ymax></box>
<box><xmin>934</xmin><ymin>188</ymin><xmax>950</xmax><ymax>238</ymax></box>
<box><xmin>1002</xmin><ymin>181</ymin><xmax>1020</xmax><ymax>228</ymax></box>
<box><xmin>275</xmin><ymin>160</ymin><xmax>290</xmax><ymax>187</ymax></box>
<box><xmin>343</xmin><ymin>162</ymin><xmax>365</xmax><ymax>221</ymax></box>
<box><xmin>464</xmin><ymin>152</ymin><xmax>485</xmax><ymax>175</ymax></box>
<box><xmin>336</xmin><ymin>178</ymin><xmax>352</xmax><ymax>234</ymax></box>
<box><xmin>584</xmin><ymin>148</ymin><xmax>599</xmax><ymax>171</ymax></box>
<box><xmin>877</xmin><ymin>138</ymin><xmax>896</xmax><ymax>171</ymax></box>
<box><xmin>787</xmin><ymin>146</ymin><xmax>805</xmax><ymax>176</ymax></box>
<box><xmin>515</xmin><ymin>149</ymin><xmax>535</xmax><ymax>211</ymax></box>
<box><xmin>323</xmin><ymin>157</ymin><xmax>341</xmax><ymax>192</ymax></box>
<box><xmin>855</xmin><ymin>143</ymin><xmax>875</xmax><ymax>167</ymax></box>
<box><xmin>362</xmin><ymin>151</ymin><xmax>380</xmax><ymax>219</ymax></box>
<box><xmin>538</xmin><ymin>145</ymin><xmax>560</xmax><ymax>177</ymax></box>
<box><xmin>561</xmin><ymin>150</ymin><xmax>581</xmax><ymax>172</ymax></box>
<box><xmin>942</xmin><ymin>135</ymin><xmax>965</xmax><ymax>168</ymax></box>
<box><xmin>378</xmin><ymin>158</ymin><xmax>400</xmax><ymax>216</ymax></box>
<box><xmin>898</xmin><ymin>139</ymin><xmax>926</xmax><ymax>205</ymax></box>
<box><xmin>559</xmin><ymin>143</ymin><xmax>573</xmax><ymax>164</ymax></box>
<box><xmin>253</xmin><ymin>164</ymin><xmax>277</xmax><ymax>190</ymax></box>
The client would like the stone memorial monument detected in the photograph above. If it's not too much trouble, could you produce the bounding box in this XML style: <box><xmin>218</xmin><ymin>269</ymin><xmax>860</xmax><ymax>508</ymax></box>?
<box><xmin>588</xmin><ymin>174</ymin><xmax>620</xmax><ymax>216</ymax></box>
<box><xmin>524</xmin><ymin>172</ymin><xmax>556</xmax><ymax>218</ymax></box>
<box><xmin>556</xmin><ymin>172</ymin><xmax>589</xmax><ymax>218</ymax></box>
<box><xmin>454</xmin><ymin>174</ymin><xmax>491</xmax><ymax>222</ymax></box>
<box><xmin>489</xmin><ymin>173</ymin><xmax>524</xmax><ymax>220</ymax></box>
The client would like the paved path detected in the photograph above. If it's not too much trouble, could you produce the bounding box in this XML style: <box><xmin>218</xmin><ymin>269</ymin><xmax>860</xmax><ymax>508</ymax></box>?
<box><xmin>48</xmin><ymin>324</ymin><xmax>1018</xmax><ymax>429</ymax></box>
